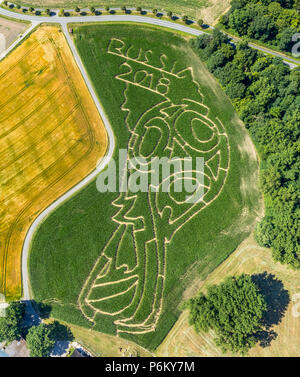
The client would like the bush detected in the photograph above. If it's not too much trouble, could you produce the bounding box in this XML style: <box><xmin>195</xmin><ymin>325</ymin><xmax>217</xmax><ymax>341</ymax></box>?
<box><xmin>26</xmin><ymin>323</ymin><xmax>55</xmax><ymax>357</ymax></box>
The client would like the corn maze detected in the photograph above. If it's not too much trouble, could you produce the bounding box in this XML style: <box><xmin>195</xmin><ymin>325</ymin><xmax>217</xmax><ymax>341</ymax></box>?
<box><xmin>78</xmin><ymin>36</ymin><xmax>230</xmax><ymax>335</ymax></box>
<box><xmin>30</xmin><ymin>24</ymin><xmax>260</xmax><ymax>350</ymax></box>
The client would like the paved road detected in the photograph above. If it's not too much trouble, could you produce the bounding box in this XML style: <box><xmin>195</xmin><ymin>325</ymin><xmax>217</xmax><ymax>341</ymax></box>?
<box><xmin>0</xmin><ymin>4</ymin><xmax>298</xmax><ymax>301</ymax></box>
<box><xmin>21</xmin><ymin>23</ymin><xmax>116</xmax><ymax>301</ymax></box>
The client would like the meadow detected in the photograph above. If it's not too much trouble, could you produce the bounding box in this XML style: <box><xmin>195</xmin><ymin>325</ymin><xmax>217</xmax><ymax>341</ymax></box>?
<box><xmin>29</xmin><ymin>23</ymin><xmax>261</xmax><ymax>350</ymax></box>
<box><xmin>157</xmin><ymin>233</ymin><xmax>300</xmax><ymax>357</ymax></box>
<box><xmin>0</xmin><ymin>25</ymin><xmax>107</xmax><ymax>300</ymax></box>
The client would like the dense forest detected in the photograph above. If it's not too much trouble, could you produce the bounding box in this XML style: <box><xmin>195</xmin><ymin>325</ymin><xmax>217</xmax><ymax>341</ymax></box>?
<box><xmin>191</xmin><ymin>29</ymin><xmax>300</xmax><ymax>268</ymax></box>
<box><xmin>220</xmin><ymin>0</ymin><xmax>300</xmax><ymax>53</ymax></box>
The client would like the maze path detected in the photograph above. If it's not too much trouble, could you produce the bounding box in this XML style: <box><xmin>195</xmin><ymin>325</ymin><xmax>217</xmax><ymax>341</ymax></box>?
<box><xmin>78</xmin><ymin>37</ymin><xmax>230</xmax><ymax>334</ymax></box>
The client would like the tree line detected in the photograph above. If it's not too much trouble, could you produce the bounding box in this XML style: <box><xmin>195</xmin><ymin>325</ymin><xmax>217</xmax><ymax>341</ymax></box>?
<box><xmin>0</xmin><ymin>301</ymin><xmax>73</xmax><ymax>357</ymax></box>
<box><xmin>220</xmin><ymin>0</ymin><xmax>300</xmax><ymax>53</ymax></box>
<box><xmin>191</xmin><ymin>29</ymin><xmax>300</xmax><ymax>269</ymax></box>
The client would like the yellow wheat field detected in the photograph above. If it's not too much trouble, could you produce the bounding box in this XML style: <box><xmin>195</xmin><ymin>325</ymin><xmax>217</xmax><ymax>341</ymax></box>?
<box><xmin>0</xmin><ymin>26</ymin><xmax>107</xmax><ymax>300</ymax></box>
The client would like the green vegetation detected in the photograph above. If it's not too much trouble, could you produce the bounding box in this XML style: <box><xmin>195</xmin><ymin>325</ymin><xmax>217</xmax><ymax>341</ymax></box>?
<box><xmin>0</xmin><ymin>302</ymin><xmax>25</xmax><ymax>343</ymax></box>
<box><xmin>186</xmin><ymin>274</ymin><xmax>267</xmax><ymax>354</ymax></box>
<box><xmin>192</xmin><ymin>30</ymin><xmax>300</xmax><ymax>269</ymax></box>
<box><xmin>29</xmin><ymin>23</ymin><xmax>260</xmax><ymax>351</ymax></box>
<box><xmin>220</xmin><ymin>0</ymin><xmax>300</xmax><ymax>53</ymax></box>
<box><xmin>26</xmin><ymin>320</ymin><xmax>73</xmax><ymax>357</ymax></box>
<box><xmin>13</xmin><ymin>0</ymin><xmax>210</xmax><ymax>18</ymax></box>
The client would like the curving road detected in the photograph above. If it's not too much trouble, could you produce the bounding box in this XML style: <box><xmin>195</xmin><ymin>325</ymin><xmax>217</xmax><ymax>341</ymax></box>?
<box><xmin>21</xmin><ymin>24</ymin><xmax>116</xmax><ymax>300</ymax></box>
<box><xmin>0</xmin><ymin>5</ymin><xmax>298</xmax><ymax>301</ymax></box>
<box><xmin>1</xmin><ymin>4</ymin><xmax>300</xmax><ymax>67</ymax></box>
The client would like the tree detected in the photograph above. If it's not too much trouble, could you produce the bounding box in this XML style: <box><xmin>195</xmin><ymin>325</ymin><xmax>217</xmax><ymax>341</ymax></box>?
<box><xmin>136</xmin><ymin>6</ymin><xmax>142</xmax><ymax>13</ymax></box>
<box><xmin>26</xmin><ymin>323</ymin><xmax>55</xmax><ymax>357</ymax></box>
<box><xmin>152</xmin><ymin>8</ymin><xmax>158</xmax><ymax>15</ymax></box>
<box><xmin>167</xmin><ymin>11</ymin><xmax>172</xmax><ymax>19</ymax></box>
<box><xmin>197</xmin><ymin>19</ymin><xmax>204</xmax><ymax>27</ymax></box>
<box><xmin>294</xmin><ymin>0</ymin><xmax>300</xmax><ymax>10</ymax></box>
<box><xmin>3</xmin><ymin>1</ymin><xmax>8</xmax><ymax>6</ymax></box>
<box><xmin>255</xmin><ymin>217</ymin><xmax>276</xmax><ymax>248</ymax></box>
<box><xmin>75</xmin><ymin>6</ymin><xmax>80</xmax><ymax>12</ymax></box>
<box><xmin>45</xmin><ymin>8</ymin><xmax>50</xmax><ymax>15</ymax></box>
<box><xmin>16</xmin><ymin>4</ymin><xmax>21</xmax><ymax>9</ymax></box>
<box><xmin>59</xmin><ymin>8</ymin><xmax>65</xmax><ymax>16</ymax></box>
<box><xmin>90</xmin><ymin>6</ymin><xmax>95</xmax><ymax>14</ymax></box>
<box><xmin>0</xmin><ymin>302</ymin><xmax>25</xmax><ymax>343</ymax></box>
<box><xmin>225</xmin><ymin>82</ymin><xmax>246</xmax><ymax>99</ymax></box>
<box><xmin>276</xmin><ymin>28</ymin><xmax>297</xmax><ymax>51</ymax></box>
<box><xmin>186</xmin><ymin>274</ymin><xmax>268</xmax><ymax>354</ymax></box>
<box><xmin>182</xmin><ymin>15</ymin><xmax>189</xmax><ymax>23</ymax></box>
<box><xmin>29</xmin><ymin>7</ymin><xmax>34</xmax><ymax>12</ymax></box>
<box><xmin>48</xmin><ymin>321</ymin><xmax>74</xmax><ymax>342</ymax></box>
<box><xmin>121</xmin><ymin>5</ymin><xmax>126</xmax><ymax>13</ymax></box>
<box><xmin>105</xmin><ymin>6</ymin><xmax>110</xmax><ymax>12</ymax></box>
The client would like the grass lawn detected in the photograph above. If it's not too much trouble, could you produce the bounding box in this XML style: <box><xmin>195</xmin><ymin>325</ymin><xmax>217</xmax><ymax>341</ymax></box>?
<box><xmin>29</xmin><ymin>23</ymin><xmax>261</xmax><ymax>351</ymax></box>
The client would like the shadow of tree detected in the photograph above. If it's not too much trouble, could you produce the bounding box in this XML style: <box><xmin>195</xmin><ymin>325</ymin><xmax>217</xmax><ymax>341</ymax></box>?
<box><xmin>35</xmin><ymin>301</ymin><xmax>52</xmax><ymax>319</ymax></box>
<box><xmin>252</xmin><ymin>272</ymin><xmax>290</xmax><ymax>348</ymax></box>
<box><xmin>185</xmin><ymin>19</ymin><xmax>194</xmax><ymax>25</ymax></box>
<box><xmin>49</xmin><ymin>320</ymin><xmax>74</xmax><ymax>342</ymax></box>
